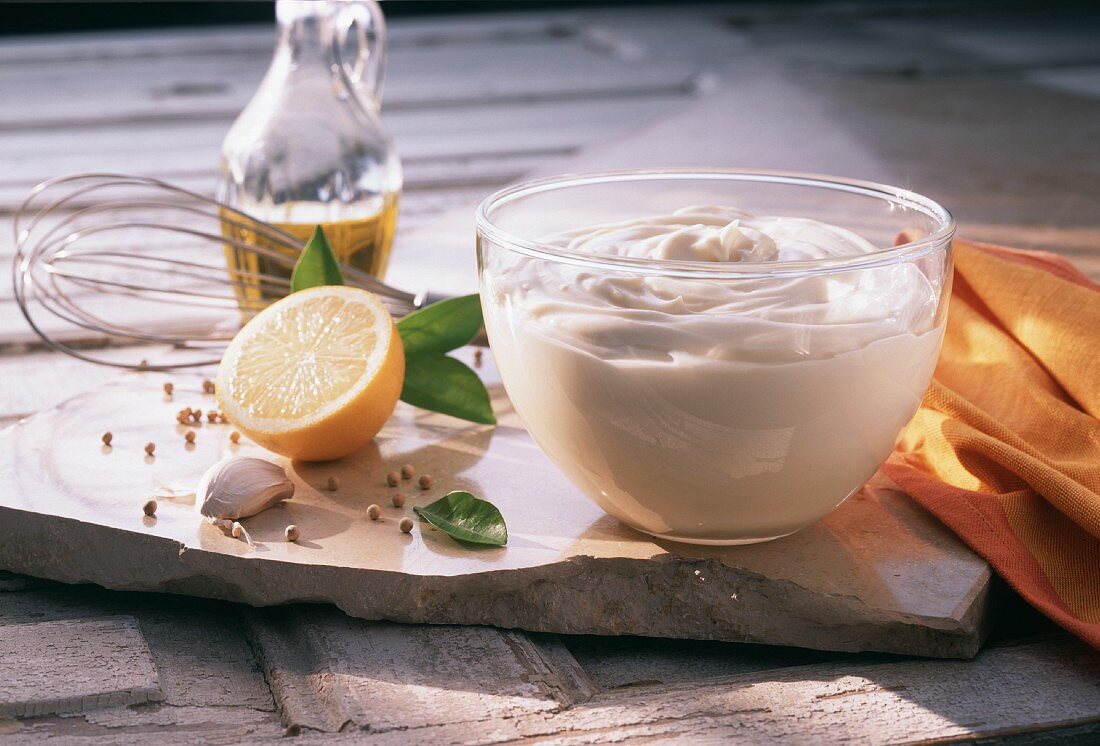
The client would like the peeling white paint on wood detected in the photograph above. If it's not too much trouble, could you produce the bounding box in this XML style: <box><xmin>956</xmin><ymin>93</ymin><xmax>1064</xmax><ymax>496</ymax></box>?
<box><xmin>0</xmin><ymin>617</ymin><xmax>163</xmax><ymax>718</ymax></box>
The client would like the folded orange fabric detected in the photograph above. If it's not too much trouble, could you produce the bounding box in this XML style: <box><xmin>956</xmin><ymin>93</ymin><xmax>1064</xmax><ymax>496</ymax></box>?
<box><xmin>884</xmin><ymin>239</ymin><xmax>1100</xmax><ymax>648</ymax></box>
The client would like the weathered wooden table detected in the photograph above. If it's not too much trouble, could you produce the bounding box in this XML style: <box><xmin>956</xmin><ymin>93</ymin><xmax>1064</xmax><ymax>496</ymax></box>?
<box><xmin>2</xmin><ymin>3</ymin><xmax>1099</xmax><ymax>742</ymax></box>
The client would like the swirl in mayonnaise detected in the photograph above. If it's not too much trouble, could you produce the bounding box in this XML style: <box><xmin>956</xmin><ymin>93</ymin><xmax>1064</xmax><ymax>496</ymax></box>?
<box><xmin>481</xmin><ymin>206</ymin><xmax>946</xmax><ymax>544</ymax></box>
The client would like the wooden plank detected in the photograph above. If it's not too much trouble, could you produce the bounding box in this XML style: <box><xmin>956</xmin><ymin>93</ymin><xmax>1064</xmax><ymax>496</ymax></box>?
<box><xmin>244</xmin><ymin>607</ymin><xmax>595</xmax><ymax>734</ymax></box>
<box><xmin>0</xmin><ymin>35</ymin><xmax>700</xmax><ymax>130</ymax></box>
<box><xmin>0</xmin><ymin>617</ymin><xmax>163</xmax><ymax>718</ymax></box>
<box><xmin>0</xmin><ymin>585</ymin><xmax>283</xmax><ymax>739</ymax></box>
<box><xmin>0</xmin><ymin>14</ymin><xmax>591</xmax><ymax>65</ymax></box>
<box><xmin>0</xmin><ymin>96</ymin><xmax>680</xmax><ymax>203</ymax></box>
<box><xmin>347</xmin><ymin>639</ymin><xmax>1100</xmax><ymax>744</ymax></box>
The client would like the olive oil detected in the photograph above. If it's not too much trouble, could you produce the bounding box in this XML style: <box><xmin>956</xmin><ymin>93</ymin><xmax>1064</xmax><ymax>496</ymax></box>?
<box><xmin>221</xmin><ymin>198</ymin><xmax>399</xmax><ymax>311</ymax></box>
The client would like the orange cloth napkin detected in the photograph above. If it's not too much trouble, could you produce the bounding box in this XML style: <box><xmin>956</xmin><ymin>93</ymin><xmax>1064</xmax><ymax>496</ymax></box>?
<box><xmin>883</xmin><ymin>238</ymin><xmax>1100</xmax><ymax>648</ymax></box>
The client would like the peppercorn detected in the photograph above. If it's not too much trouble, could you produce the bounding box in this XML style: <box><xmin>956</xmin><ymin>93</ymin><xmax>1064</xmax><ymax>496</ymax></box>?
<box><xmin>144</xmin><ymin>442</ymin><xmax>156</xmax><ymax>456</ymax></box>
<box><xmin>142</xmin><ymin>499</ymin><xmax>157</xmax><ymax>516</ymax></box>
<box><xmin>386</xmin><ymin>471</ymin><xmax>399</xmax><ymax>487</ymax></box>
<box><xmin>284</xmin><ymin>525</ymin><xmax>300</xmax><ymax>542</ymax></box>
<box><xmin>400</xmin><ymin>464</ymin><xmax>415</xmax><ymax>480</ymax></box>
<box><xmin>327</xmin><ymin>476</ymin><xmax>339</xmax><ymax>492</ymax></box>
<box><xmin>367</xmin><ymin>504</ymin><xmax>382</xmax><ymax>520</ymax></box>
<box><xmin>163</xmin><ymin>382</ymin><xmax>174</xmax><ymax>396</ymax></box>
<box><xmin>229</xmin><ymin>431</ymin><xmax>241</xmax><ymax>444</ymax></box>
<box><xmin>418</xmin><ymin>474</ymin><xmax>434</xmax><ymax>490</ymax></box>
<box><xmin>101</xmin><ymin>431</ymin><xmax>113</xmax><ymax>446</ymax></box>
<box><xmin>391</xmin><ymin>492</ymin><xmax>406</xmax><ymax>508</ymax></box>
<box><xmin>399</xmin><ymin>517</ymin><xmax>414</xmax><ymax>534</ymax></box>
<box><xmin>185</xmin><ymin>430</ymin><xmax>196</xmax><ymax>444</ymax></box>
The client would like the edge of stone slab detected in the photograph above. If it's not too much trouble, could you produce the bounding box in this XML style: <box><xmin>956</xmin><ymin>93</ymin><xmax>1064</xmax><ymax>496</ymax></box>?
<box><xmin>0</xmin><ymin>504</ymin><xmax>989</xmax><ymax>659</ymax></box>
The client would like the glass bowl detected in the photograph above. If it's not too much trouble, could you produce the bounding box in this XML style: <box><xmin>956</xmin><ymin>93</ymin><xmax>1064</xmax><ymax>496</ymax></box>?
<box><xmin>476</xmin><ymin>169</ymin><xmax>954</xmax><ymax>545</ymax></box>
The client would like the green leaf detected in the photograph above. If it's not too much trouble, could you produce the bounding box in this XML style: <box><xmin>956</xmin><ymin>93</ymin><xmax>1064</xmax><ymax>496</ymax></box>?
<box><xmin>414</xmin><ymin>491</ymin><xmax>507</xmax><ymax>546</ymax></box>
<box><xmin>397</xmin><ymin>294</ymin><xmax>483</xmax><ymax>360</ymax></box>
<box><xmin>290</xmin><ymin>226</ymin><xmax>344</xmax><ymax>293</ymax></box>
<box><xmin>400</xmin><ymin>354</ymin><xmax>496</xmax><ymax>424</ymax></box>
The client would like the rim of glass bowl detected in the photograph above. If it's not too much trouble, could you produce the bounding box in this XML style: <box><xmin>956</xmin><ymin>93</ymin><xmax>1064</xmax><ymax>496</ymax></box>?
<box><xmin>475</xmin><ymin>169</ymin><xmax>955</xmax><ymax>280</ymax></box>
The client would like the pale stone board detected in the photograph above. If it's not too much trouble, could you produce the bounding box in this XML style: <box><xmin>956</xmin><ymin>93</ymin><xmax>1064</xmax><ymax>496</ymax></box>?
<box><xmin>0</xmin><ymin>373</ymin><xmax>990</xmax><ymax>658</ymax></box>
<box><xmin>0</xmin><ymin>617</ymin><xmax>163</xmax><ymax>718</ymax></box>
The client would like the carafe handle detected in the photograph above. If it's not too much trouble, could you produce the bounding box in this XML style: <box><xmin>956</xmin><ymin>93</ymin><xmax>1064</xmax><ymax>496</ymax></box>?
<box><xmin>333</xmin><ymin>0</ymin><xmax>387</xmax><ymax>111</ymax></box>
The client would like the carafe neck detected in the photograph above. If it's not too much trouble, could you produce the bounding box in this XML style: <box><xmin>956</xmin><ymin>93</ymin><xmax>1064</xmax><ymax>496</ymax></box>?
<box><xmin>275</xmin><ymin>1</ymin><xmax>338</xmax><ymax>69</ymax></box>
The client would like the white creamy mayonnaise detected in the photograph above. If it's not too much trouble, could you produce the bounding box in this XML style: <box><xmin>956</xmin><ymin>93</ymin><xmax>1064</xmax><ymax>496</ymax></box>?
<box><xmin>481</xmin><ymin>206</ymin><xmax>945</xmax><ymax>544</ymax></box>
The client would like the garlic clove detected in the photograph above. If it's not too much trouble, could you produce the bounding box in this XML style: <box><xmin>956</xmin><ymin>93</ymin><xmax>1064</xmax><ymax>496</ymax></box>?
<box><xmin>197</xmin><ymin>456</ymin><xmax>295</xmax><ymax>521</ymax></box>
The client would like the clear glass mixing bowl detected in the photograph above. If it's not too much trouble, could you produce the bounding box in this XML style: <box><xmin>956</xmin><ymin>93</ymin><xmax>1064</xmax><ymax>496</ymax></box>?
<box><xmin>476</xmin><ymin>170</ymin><xmax>954</xmax><ymax>545</ymax></box>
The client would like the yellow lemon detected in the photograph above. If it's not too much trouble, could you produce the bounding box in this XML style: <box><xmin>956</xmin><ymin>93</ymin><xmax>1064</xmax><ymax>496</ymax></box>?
<box><xmin>217</xmin><ymin>286</ymin><xmax>404</xmax><ymax>461</ymax></box>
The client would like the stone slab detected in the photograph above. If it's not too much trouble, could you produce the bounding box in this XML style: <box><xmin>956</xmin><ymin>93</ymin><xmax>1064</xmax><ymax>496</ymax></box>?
<box><xmin>0</xmin><ymin>367</ymin><xmax>990</xmax><ymax>658</ymax></box>
<box><xmin>0</xmin><ymin>616</ymin><xmax>163</xmax><ymax>718</ymax></box>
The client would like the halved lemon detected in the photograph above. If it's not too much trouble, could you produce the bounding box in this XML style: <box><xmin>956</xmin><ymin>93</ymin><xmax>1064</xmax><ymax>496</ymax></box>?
<box><xmin>216</xmin><ymin>286</ymin><xmax>405</xmax><ymax>461</ymax></box>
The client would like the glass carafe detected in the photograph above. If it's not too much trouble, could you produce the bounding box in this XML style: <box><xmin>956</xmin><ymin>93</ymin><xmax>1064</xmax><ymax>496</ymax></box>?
<box><xmin>218</xmin><ymin>0</ymin><xmax>401</xmax><ymax>306</ymax></box>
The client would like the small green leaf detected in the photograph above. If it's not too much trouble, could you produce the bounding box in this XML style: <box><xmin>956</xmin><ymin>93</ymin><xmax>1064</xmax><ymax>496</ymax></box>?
<box><xmin>290</xmin><ymin>226</ymin><xmax>344</xmax><ymax>293</ymax></box>
<box><xmin>400</xmin><ymin>355</ymin><xmax>496</xmax><ymax>424</ymax></box>
<box><xmin>397</xmin><ymin>294</ymin><xmax>483</xmax><ymax>360</ymax></box>
<box><xmin>414</xmin><ymin>491</ymin><xmax>507</xmax><ymax>545</ymax></box>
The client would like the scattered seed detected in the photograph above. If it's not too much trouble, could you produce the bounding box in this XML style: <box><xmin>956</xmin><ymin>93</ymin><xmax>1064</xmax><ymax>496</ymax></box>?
<box><xmin>163</xmin><ymin>382</ymin><xmax>174</xmax><ymax>396</ymax></box>
<box><xmin>101</xmin><ymin>431</ymin><xmax>113</xmax><ymax>446</ymax></box>
<box><xmin>203</xmin><ymin>379</ymin><xmax>215</xmax><ymax>394</ymax></box>
<box><xmin>144</xmin><ymin>442</ymin><xmax>156</xmax><ymax>456</ymax></box>
<box><xmin>192</xmin><ymin>409</ymin><xmax>203</xmax><ymax>422</ymax></box>
<box><xmin>399</xmin><ymin>517</ymin><xmax>414</xmax><ymax>534</ymax></box>
<box><xmin>474</xmin><ymin>348</ymin><xmax>483</xmax><ymax>368</ymax></box>
<box><xmin>143</xmin><ymin>499</ymin><xmax>157</xmax><ymax>516</ymax></box>
<box><xmin>367</xmin><ymin>504</ymin><xmax>382</xmax><ymax>520</ymax></box>
<box><xmin>284</xmin><ymin>524</ymin><xmax>300</xmax><ymax>542</ymax></box>
<box><xmin>390</xmin><ymin>492</ymin><xmax>406</xmax><ymax>508</ymax></box>
<box><xmin>418</xmin><ymin>474</ymin><xmax>434</xmax><ymax>490</ymax></box>
<box><xmin>386</xmin><ymin>471</ymin><xmax>399</xmax><ymax>487</ymax></box>
<box><xmin>401</xmin><ymin>464</ymin><xmax>415</xmax><ymax>480</ymax></box>
<box><xmin>326</xmin><ymin>476</ymin><xmax>339</xmax><ymax>492</ymax></box>
<box><xmin>229</xmin><ymin>431</ymin><xmax>241</xmax><ymax>444</ymax></box>
<box><xmin>207</xmin><ymin>411</ymin><xmax>218</xmax><ymax>423</ymax></box>
<box><xmin>185</xmin><ymin>430</ymin><xmax>196</xmax><ymax>444</ymax></box>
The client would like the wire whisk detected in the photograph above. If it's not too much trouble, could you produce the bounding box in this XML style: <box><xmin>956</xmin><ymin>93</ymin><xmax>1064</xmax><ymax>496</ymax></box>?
<box><xmin>12</xmin><ymin>173</ymin><xmax>434</xmax><ymax>370</ymax></box>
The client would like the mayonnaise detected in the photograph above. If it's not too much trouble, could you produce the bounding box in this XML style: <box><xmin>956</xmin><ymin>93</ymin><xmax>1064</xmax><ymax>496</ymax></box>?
<box><xmin>481</xmin><ymin>206</ymin><xmax>945</xmax><ymax>544</ymax></box>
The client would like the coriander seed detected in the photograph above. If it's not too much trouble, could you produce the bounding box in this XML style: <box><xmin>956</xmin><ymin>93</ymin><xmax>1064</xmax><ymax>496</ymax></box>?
<box><xmin>203</xmin><ymin>379</ymin><xmax>215</xmax><ymax>394</ymax></box>
<box><xmin>284</xmin><ymin>524</ymin><xmax>300</xmax><ymax>542</ymax></box>
<box><xmin>400</xmin><ymin>464</ymin><xmax>415</xmax><ymax>480</ymax></box>
<box><xmin>399</xmin><ymin>517</ymin><xmax>414</xmax><ymax>534</ymax></box>
<box><xmin>163</xmin><ymin>382</ymin><xmax>174</xmax><ymax>396</ymax></box>
<box><xmin>367</xmin><ymin>504</ymin><xmax>381</xmax><ymax>520</ymax></box>
<box><xmin>418</xmin><ymin>474</ymin><xmax>434</xmax><ymax>490</ymax></box>
<box><xmin>101</xmin><ymin>431</ymin><xmax>113</xmax><ymax>446</ymax></box>
<box><xmin>143</xmin><ymin>499</ymin><xmax>157</xmax><ymax>517</ymax></box>
<box><xmin>386</xmin><ymin>471</ymin><xmax>399</xmax><ymax>487</ymax></box>
<box><xmin>185</xmin><ymin>430</ymin><xmax>196</xmax><ymax>444</ymax></box>
<box><xmin>144</xmin><ymin>442</ymin><xmax>156</xmax><ymax>456</ymax></box>
<box><xmin>229</xmin><ymin>431</ymin><xmax>241</xmax><ymax>444</ymax></box>
<box><xmin>391</xmin><ymin>492</ymin><xmax>405</xmax><ymax>508</ymax></box>
<box><xmin>327</xmin><ymin>476</ymin><xmax>339</xmax><ymax>492</ymax></box>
